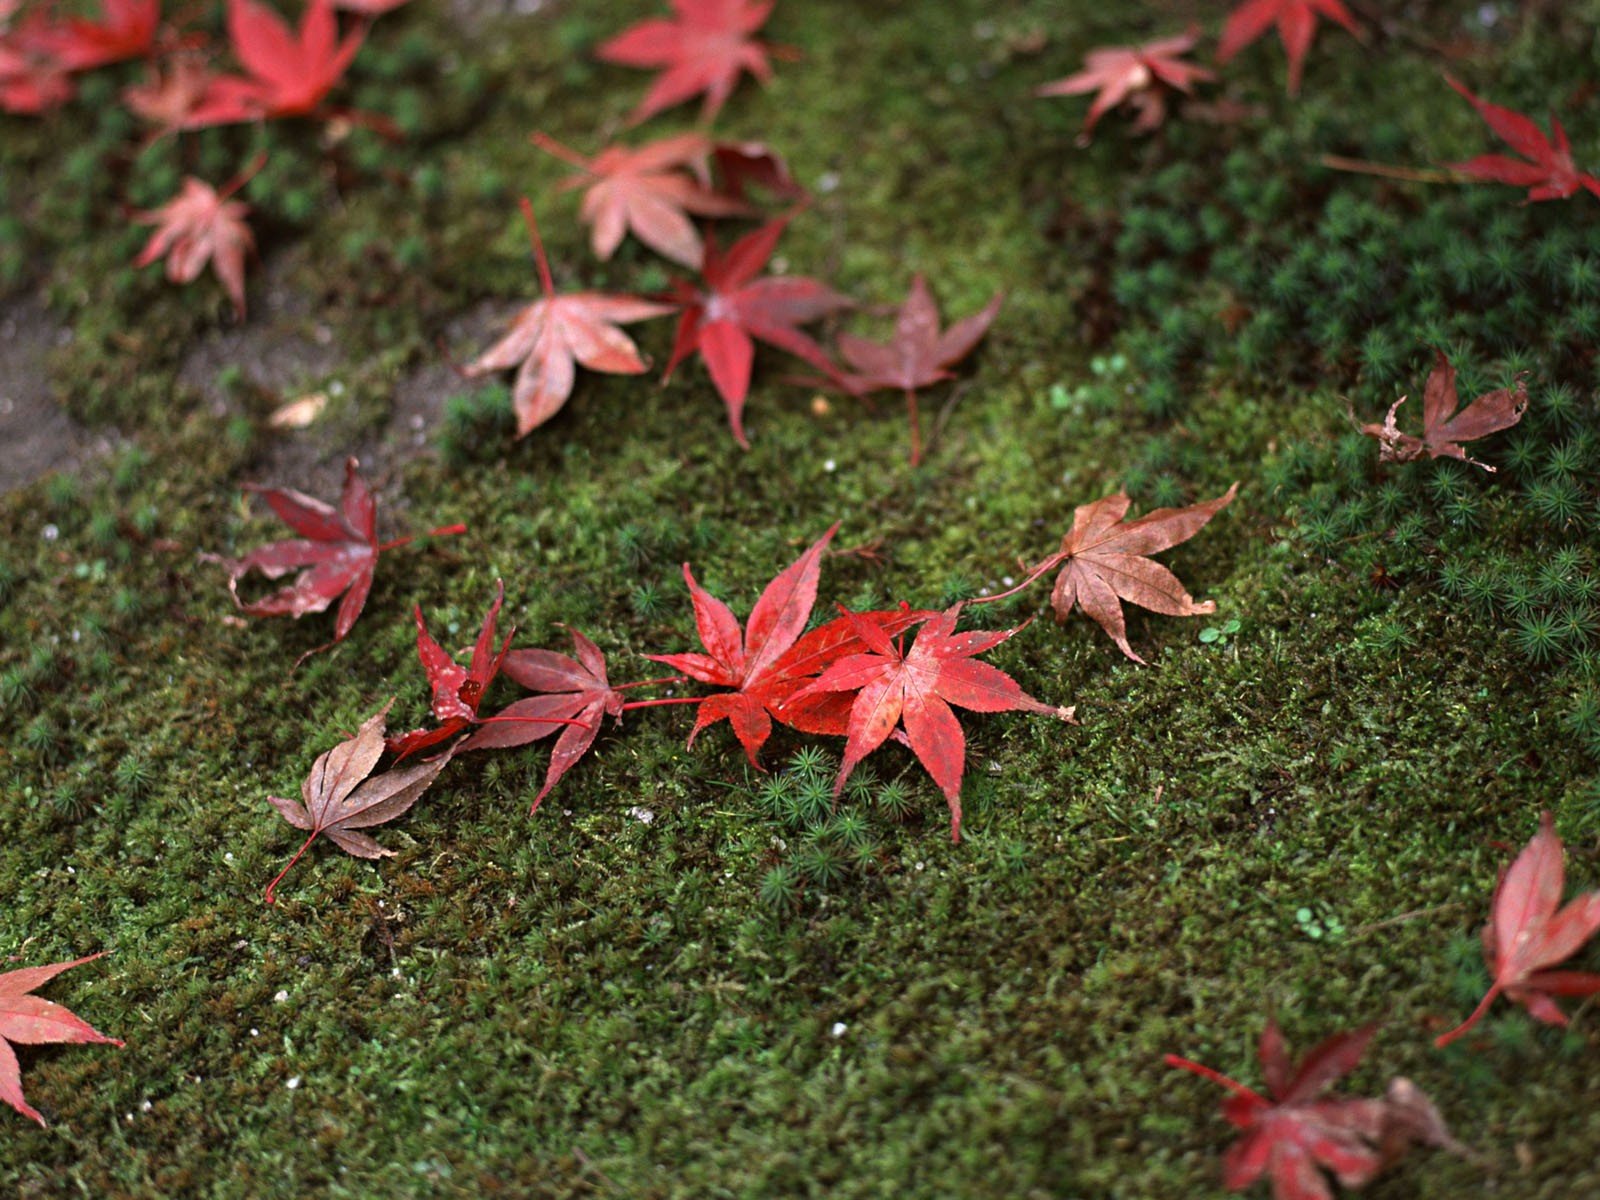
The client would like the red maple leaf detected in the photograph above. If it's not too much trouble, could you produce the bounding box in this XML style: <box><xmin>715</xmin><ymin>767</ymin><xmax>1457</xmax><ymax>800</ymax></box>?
<box><xmin>1359</xmin><ymin>351</ymin><xmax>1528</xmax><ymax>472</ymax></box>
<box><xmin>34</xmin><ymin>0</ymin><xmax>159</xmax><ymax>72</ymax></box>
<box><xmin>186</xmin><ymin>0</ymin><xmax>363</xmax><ymax>126</ymax></box>
<box><xmin>264</xmin><ymin>701</ymin><xmax>455</xmax><ymax>903</ymax></box>
<box><xmin>132</xmin><ymin>169</ymin><xmax>257</xmax><ymax>317</ymax></box>
<box><xmin>1445</xmin><ymin>76</ymin><xmax>1600</xmax><ymax>203</ymax></box>
<box><xmin>664</xmin><ymin>214</ymin><xmax>852</xmax><ymax>448</ymax></box>
<box><xmin>1435</xmin><ymin>811</ymin><xmax>1600</xmax><ymax>1047</ymax></box>
<box><xmin>0</xmin><ymin>25</ymin><xmax>74</xmax><ymax>114</ymax></box>
<box><xmin>1168</xmin><ymin>1023</ymin><xmax>1466</xmax><ymax>1199</ymax></box>
<box><xmin>1217</xmin><ymin>0</ymin><xmax>1361</xmax><ymax>97</ymax></box>
<box><xmin>331</xmin><ymin>0</ymin><xmax>408</xmax><ymax>12</ymax></box>
<box><xmin>711</xmin><ymin>139</ymin><xmax>807</xmax><ymax>202</ymax></box>
<box><xmin>532</xmin><ymin>130</ymin><xmax>751</xmax><ymax>269</ymax></box>
<box><xmin>388</xmin><ymin>582</ymin><xmax>515</xmax><ymax>760</ymax></box>
<box><xmin>644</xmin><ymin>524</ymin><xmax>840</xmax><ymax>767</ymax></box>
<box><xmin>0</xmin><ymin>953</ymin><xmax>121</xmax><ymax>1127</ymax></box>
<box><xmin>214</xmin><ymin>457</ymin><xmax>465</xmax><ymax>657</ymax></box>
<box><xmin>464</xmin><ymin>198</ymin><xmax>673</xmax><ymax>437</ymax></box>
<box><xmin>794</xmin><ymin>605</ymin><xmax>1075</xmax><ymax>840</ymax></box>
<box><xmin>1036</xmin><ymin>31</ymin><xmax>1214</xmax><ymax>138</ymax></box>
<box><xmin>832</xmin><ymin>273</ymin><xmax>1003</xmax><ymax>464</ymax></box>
<box><xmin>464</xmin><ymin>628</ymin><xmax>627</xmax><ymax>812</ymax></box>
<box><xmin>596</xmin><ymin>0</ymin><xmax>784</xmax><ymax>126</ymax></box>
<box><xmin>123</xmin><ymin>53</ymin><xmax>215</xmax><ymax>133</ymax></box>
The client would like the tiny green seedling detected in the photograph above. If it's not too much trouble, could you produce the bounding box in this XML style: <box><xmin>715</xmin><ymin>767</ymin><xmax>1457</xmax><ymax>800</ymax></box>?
<box><xmin>1198</xmin><ymin>618</ymin><xmax>1242</xmax><ymax>646</ymax></box>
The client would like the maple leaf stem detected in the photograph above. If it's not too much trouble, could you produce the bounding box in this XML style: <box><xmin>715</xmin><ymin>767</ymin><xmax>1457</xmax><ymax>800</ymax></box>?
<box><xmin>1433</xmin><ymin>984</ymin><xmax>1503</xmax><ymax>1048</ymax></box>
<box><xmin>529</xmin><ymin>131</ymin><xmax>592</xmax><ymax>172</ymax></box>
<box><xmin>220</xmin><ymin>150</ymin><xmax>268</xmax><ymax>201</ymax></box>
<box><xmin>620</xmin><ymin>696</ymin><xmax>707</xmax><ymax>712</ymax></box>
<box><xmin>475</xmin><ymin>713</ymin><xmax>593</xmax><ymax>730</ymax></box>
<box><xmin>1319</xmin><ymin>154</ymin><xmax>1466</xmax><ymax>185</ymax></box>
<box><xmin>517</xmin><ymin>196</ymin><xmax>556</xmax><ymax>299</ymax></box>
<box><xmin>1163</xmin><ymin>1054</ymin><xmax>1265</xmax><ymax>1102</ymax></box>
<box><xmin>378</xmin><ymin>523</ymin><xmax>469</xmax><ymax>554</ymax></box>
<box><xmin>264</xmin><ymin>830</ymin><xmax>319</xmax><ymax>905</ymax></box>
<box><xmin>968</xmin><ymin>552</ymin><xmax>1068</xmax><ymax>606</ymax></box>
<box><xmin>615</xmin><ymin>675</ymin><xmax>690</xmax><ymax>691</ymax></box>
<box><xmin>906</xmin><ymin>389</ymin><xmax>923</xmax><ymax>467</ymax></box>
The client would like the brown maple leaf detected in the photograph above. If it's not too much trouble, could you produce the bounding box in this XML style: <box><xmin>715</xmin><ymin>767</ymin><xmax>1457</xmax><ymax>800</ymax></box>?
<box><xmin>464</xmin><ymin>199</ymin><xmax>674</xmax><ymax>437</ymax></box>
<box><xmin>1435</xmin><ymin>811</ymin><xmax>1600</xmax><ymax>1047</ymax></box>
<box><xmin>265</xmin><ymin>701</ymin><xmax>455</xmax><ymax>903</ymax></box>
<box><xmin>0</xmin><ymin>953</ymin><xmax>122</xmax><ymax>1127</ymax></box>
<box><xmin>1359</xmin><ymin>351</ymin><xmax>1529</xmax><ymax>472</ymax></box>
<box><xmin>982</xmin><ymin>484</ymin><xmax>1239</xmax><ymax>664</ymax></box>
<box><xmin>532</xmin><ymin>130</ymin><xmax>751</xmax><ymax>269</ymax></box>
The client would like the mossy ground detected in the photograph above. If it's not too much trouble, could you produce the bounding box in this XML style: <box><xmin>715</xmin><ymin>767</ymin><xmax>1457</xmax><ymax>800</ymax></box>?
<box><xmin>4</xmin><ymin>0</ymin><xmax>1600</xmax><ymax>1195</ymax></box>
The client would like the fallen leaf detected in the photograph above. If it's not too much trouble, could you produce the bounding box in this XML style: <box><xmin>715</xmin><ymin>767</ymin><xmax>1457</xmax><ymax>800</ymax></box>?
<box><xmin>794</xmin><ymin>605</ymin><xmax>1075</xmax><ymax>840</ymax></box>
<box><xmin>532</xmin><ymin>130</ymin><xmax>750</xmax><ymax>268</ymax></box>
<box><xmin>268</xmin><ymin>392</ymin><xmax>328</xmax><ymax>429</ymax></box>
<box><xmin>1217</xmin><ymin>0</ymin><xmax>1361</xmax><ymax>97</ymax></box>
<box><xmin>1036</xmin><ymin>30</ymin><xmax>1213</xmax><ymax>138</ymax></box>
<box><xmin>464</xmin><ymin>198</ymin><xmax>673</xmax><ymax>437</ymax></box>
<box><xmin>831</xmin><ymin>273</ymin><xmax>1003</xmax><ymax>464</ymax></box>
<box><xmin>596</xmin><ymin>0</ymin><xmax>782</xmax><ymax>126</ymax></box>
<box><xmin>664</xmin><ymin>214</ymin><xmax>852</xmax><ymax>448</ymax></box>
<box><xmin>132</xmin><ymin>174</ymin><xmax>256</xmax><ymax>318</ymax></box>
<box><xmin>0</xmin><ymin>953</ymin><xmax>122</xmax><ymax>1126</ymax></box>
<box><xmin>33</xmin><ymin>0</ymin><xmax>158</xmax><ymax>71</ymax></box>
<box><xmin>265</xmin><ymin>701</ymin><xmax>454</xmax><ymax>902</ymax></box>
<box><xmin>388</xmin><ymin>581</ymin><xmax>514</xmax><ymax>760</ymax></box>
<box><xmin>1435</xmin><ymin>811</ymin><xmax>1600</xmax><ymax>1047</ymax></box>
<box><xmin>1446</xmin><ymin>75</ymin><xmax>1600</xmax><ymax>203</ymax></box>
<box><xmin>187</xmin><ymin>0</ymin><xmax>363</xmax><ymax>126</ymax></box>
<box><xmin>1359</xmin><ymin>351</ymin><xmax>1528</xmax><ymax>472</ymax></box>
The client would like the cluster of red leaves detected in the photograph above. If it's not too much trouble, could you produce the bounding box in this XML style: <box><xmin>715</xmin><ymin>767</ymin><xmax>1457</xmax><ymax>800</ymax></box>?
<box><xmin>1168</xmin><ymin>1023</ymin><xmax>1468</xmax><ymax>1200</ymax></box>
<box><xmin>0</xmin><ymin>954</ymin><xmax>121</xmax><ymax>1127</ymax></box>
<box><xmin>1358</xmin><ymin>351</ymin><xmax>1528</xmax><ymax>472</ymax></box>
<box><xmin>1445</xmin><ymin>75</ymin><xmax>1600</xmax><ymax>203</ymax></box>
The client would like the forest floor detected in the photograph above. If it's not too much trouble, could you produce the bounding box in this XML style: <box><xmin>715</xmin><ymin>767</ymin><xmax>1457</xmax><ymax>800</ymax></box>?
<box><xmin>3</xmin><ymin>0</ymin><xmax>1600</xmax><ymax>1196</ymax></box>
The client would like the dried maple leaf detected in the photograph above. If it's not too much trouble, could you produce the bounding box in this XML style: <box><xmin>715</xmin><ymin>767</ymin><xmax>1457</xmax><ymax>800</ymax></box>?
<box><xmin>664</xmin><ymin>214</ymin><xmax>853</xmax><ymax>448</ymax></box>
<box><xmin>1446</xmin><ymin>76</ymin><xmax>1600</xmax><ymax>203</ymax></box>
<box><xmin>0</xmin><ymin>953</ymin><xmax>121</xmax><ymax>1127</ymax></box>
<box><xmin>132</xmin><ymin>171</ymin><xmax>256</xmax><ymax>317</ymax></box>
<box><xmin>596</xmin><ymin>0</ymin><xmax>782</xmax><ymax>126</ymax></box>
<box><xmin>265</xmin><ymin>701</ymin><xmax>454</xmax><ymax>903</ymax></box>
<box><xmin>1217</xmin><ymin>0</ymin><xmax>1361</xmax><ymax>97</ymax></box>
<box><xmin>795</xmin><ymin>605</ymin><xmax>1075</xmax><ymax>840</ymax></box>
<box><xmin>465</xmin><ymin>628</ymin><xmax>626</xmax><ymax>813</ymax></box>
<box><xmin>532</xmin><ymin>130</ymin><xmax>750</xmax><ymax>268</ymax></box>
<box><xmin>34</xmin><ymin>0</ymin><xmax>159</xmax><ymax>72</ymax></box>
<box><xmin>711</xmin><ymin>139</ymin><xmax>807</xmax><ymax>202</ymax></box>
<box><xmin>1168</xmin><ymin>1022</ymin><xmax>1467</xmax><ymax>1200</ymax></box>
<box><xmin>1435</xmin><ymin>811</ymin><xmax>1600</xmax><ymax>1047</ymax></box>
<box><xmin>986</xmin><ymin>484</ymin><xmax>1238</xmax><ymax>664</ymax></box>
<box><xmin>388</xmin><ymin>582</ymin><xmax>515</xmax><ymax>760</ymax></box>
<box><xmin>464</xmin><ymin>198</ymin><xmax>673</xmax><ymax>437</ymax></box>
<box><xmin>186</xmin><ymin>0</ymin><xmax>363</xmax><ymax>126</ymax></box>
<box><xmin>1036</xmin><ymin>31</ymin><xmax>1214</xmax><ymax>139</ymax></box>
<box><xmin>215</xmin><ymin>457</ymin><xmax>464</xmax><ymax>657</ymax></box>
<box><xmin>832</xmin><ymin>273</ymin><xmax>1003</xmax><ymax>464</ymax></box>
<box><xmin>1359</xmin><ymin>351</ymin><xmax>1528</xmax><ymax>472</ymax></box>
<box><xmin>644</xmin><ymin>524</ymin><xmax>841</xmax><ymax>767</ymax></box>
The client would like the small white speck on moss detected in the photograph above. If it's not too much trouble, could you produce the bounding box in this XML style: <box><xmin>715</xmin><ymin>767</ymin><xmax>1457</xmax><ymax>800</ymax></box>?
<box><xmin>273</xmin><ymin>990</ymin><xmax>288</xmax><ymax>1003</ymax></box>
<box><xmin>286</xmin><ymin>1077</ymin><xmax>301</xmax><ymax>1090</ymax></box>
<box><xmin>830</xmin><ymin>1022</ymin><xmax>848</xmax><ymax>1038</ymax></box>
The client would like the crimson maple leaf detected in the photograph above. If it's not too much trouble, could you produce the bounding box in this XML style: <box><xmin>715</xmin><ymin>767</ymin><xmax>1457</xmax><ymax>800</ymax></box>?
<box><xmin>332</xmin><ymin>0</ymin><xmax>408</xmax><ymax>12</ymax></box>
<box><xmin>214</xmin><ymin>457</ymin><xmax>465</xmax><ymax>658</ymax></box>
<box><xmin>532</xmin><ymin>131</ymin><xmax>751</xmax><ymax>269</ymax></box>
<box><xmin>795</xmin><ymin>605</ymin><xmax>1075</xmax><ymax>840</ymax></box>
<box><xmin>644</xmin><ymin>524</ymin><xmax>839</xmax><ymax>767</ymax></box>
<box><xmin>664</xmin><ymin>215</ymin><xmax>852</xmax><ymax>448</ymax></box>
<box><xmin>597</xmin><ymin>0</ymin><xmax>782</xmax><ymax>126</ymax></box>
<box><xmin>123</xmin><ymin>54</ymin><xmax>214</xmax><ymax>133</ymax></box>
<box><xmin>832</xmin><ymin>274</ymin><xmax>1003</xmax><ymax>465</ymax></box>
<box><xmin>1036</xmin><ymin>31</ymin><xmax>1214</xmax><ymax>139</ymax></box>
<box><xmin>465</xmin><ymin>629</ymin><xmax>626</xmax><ymax>812</ymax></box>
<box><xmin>711</xmin><ymin>139</ymin><xmax>807</xmax><ymax>202</ymax></box>
<box><xmin>0</xmin><ymin>28</ymin><xmax>73</xmax><ymax>114</ymax></box>
<box><xmin>132</xmin><ymin>172</ymin><xmax>256</xmax><ymax>317</ymax></box>
<box><xmin>1217</xmin><ymin>0</ymin><xmax>1361</xmax><ymax>97</ymax></box>
<box><xmin>388</xmin><ymin>582</ymin><xmax>515</xmax><ymax>760</ymax></box>
<box><xmin>1167</xmin><ymin>1023</ymin><xmax>1465</xmax><ymax>1200</ymax></box>
<box><xmin>186</xmin><ymin>0</ymin><xmax>363</xmax><ymax>126</ymax></box>
<box><xmin>0</xmin><ymin>953</ymin><xmax>121</xmax><ymax>1127</ymax></box>
<box><xmin>265</xmin><ymin>701</ymin><xmax>455</xmax><ymax>903</ymax></box>
<box><xmin>464</xmin><ymin>198</ymin><xmax>673</xmax><ymax>437</ymax></box>
<box><xmin>1446</xmin><ymin>76</ymin><xmax>1600</xmax><ymax>203</ymax></box>
<box><xmin>34</xmin><ymin>0</ymin><xmax>159</xmax><ymax>72</ymax></box>
<box><xmin>983</xmin><ymin>484</ymin><xmax>1238</xmax><ymax>664</ymax></box>
<box><xmin>1435</xmin><ymin>811</ymin><xmax>1600</xmax><ymax>1047</ymax></box>
<box><xmin>1359</xmin><ymin>352</ymin><xmax>1528</xmax><ymax>472</ymax></box>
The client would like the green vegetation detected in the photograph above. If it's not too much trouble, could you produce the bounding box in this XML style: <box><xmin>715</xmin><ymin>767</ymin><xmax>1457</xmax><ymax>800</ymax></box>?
<box><xmin>3</xmin><ymin>1</ymin><xmax>1600</xmax><ymax>1196</ymax></box>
